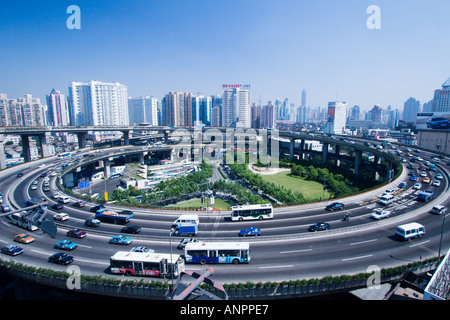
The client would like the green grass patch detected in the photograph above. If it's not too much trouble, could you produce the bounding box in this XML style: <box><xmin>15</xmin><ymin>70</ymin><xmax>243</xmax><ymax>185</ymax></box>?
<box><xmin>259</xmin><ymin>171</ymin><xmax>331</xmax><ymax>200</ymax></box>
<box><xmin>170</xmin><ymin>198</ymin><xmax>232</xmax><ymax>210</ymax></box>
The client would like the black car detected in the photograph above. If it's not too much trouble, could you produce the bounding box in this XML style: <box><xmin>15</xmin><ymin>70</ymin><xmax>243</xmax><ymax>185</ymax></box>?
<box><xmin>48</xmin><ymin>252</ymin><xmax>74</xmax><ymax>265</ymax></box>
<box><xmin>85</xmin><ymin>218</ymin><xmax>100</xmax><ymax>227</ymax></box>
<box><xmin>308</xmin><ymin>222</ymin><xmax>330</xmax><ymax>232</ymax></box>
<box><xmin>52</xmin><ymin>203</ymin><xmax>64</xmax><ymax>210</ymax></box>
<box><xmin>325</xmin><ymin>202</ymin><xmax>345</xmax><ymax>211</ymax></box>
<box><xmin>1</xmin><ymin>244</ymin><xmax>24</xmax><ymax>256</ymax></box>
<box><xmin>90</xmin><ymin>204</ymin><xmax>105</xmax><ymax>212</ymax></box>
<box><xmin>16</xmin><ymin>173</ymin><xmax>23</xmax><ymax>178</ymax></box>
<box><xmin>121</xmin><ymin>225</ymin><xmax>141</xmax><ymax>234</ymax></box>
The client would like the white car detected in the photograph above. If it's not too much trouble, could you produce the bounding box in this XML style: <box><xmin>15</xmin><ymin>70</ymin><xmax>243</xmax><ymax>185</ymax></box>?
<box><xmin>52</xmin><ymin>193</ymin><xmax>60</xmax><ymax>199</ymax></box>
<box><xmin>382</xmin><ymin>188</ymin><xmax>396</xmax><ymax>196</ymax></box>
<box><xmin>370</xmin><ymin>209</ymin><xmax>391</xmax><ymax>220</ymax></box>
<box><xmin>54</xmin><ymin>213</ymin><xmax>69</xmax><ymax>221</ymax></box>
<box><xmin>432</xmin><ymin>180</ymin><xmax>441</xmax><ymax>187</ymax></box>
<box><xmin>413</xmin><ymin>183</ymin><xmax>422</xmax><ymax>190</ymax></box>
<box><xmin>420</xmin><ymin>171</ymin><xmax>427</xmax><ymax>177</ymax></box>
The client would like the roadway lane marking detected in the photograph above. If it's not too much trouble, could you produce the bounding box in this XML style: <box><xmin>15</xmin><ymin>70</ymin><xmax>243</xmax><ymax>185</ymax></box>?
<box><xmin>410</xmin><ymin>240</ymin><xmax>430</xmax><ymax>248</ymax></box>
<box><xmin>259</xmin><ymin>265</ymin><xmax>293</xmax><ymax>269</ymax></box>
<box><xmin>350</xmin><ymin>239</ymin><xmax>378</xmax><ymax>246</ymax></box>
<box><xmin>341</xmin><ymin>254</ymin><xmax>373</xmax><ymax>262</ymax></box>
<box><xmin>280</xmin><ymin>249</ymin><xmax>312</xmax><ymax>254</ymax></box>
<box><xmin>74</xmin><ymin>258</ymin><xmax>109</xmax><ymax>265</ymax></box>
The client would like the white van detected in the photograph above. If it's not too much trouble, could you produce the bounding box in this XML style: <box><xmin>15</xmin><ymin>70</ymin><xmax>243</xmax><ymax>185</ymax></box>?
<box><xmin>58</xmin><ymin>196</ymin><xmax>70</xmax><ymax>204</ymax></box>
<box><xmin>431</xmin><ymin>205</ymin><xmax>447</xmax><ymax>215</ymax></box>
<box><xmin>378</xmin><ymin>194</ymin><xmax>395</xmax><ymax>205</ymax></box>
<box><xmin>395</xmin><ymin>223</ymin><xmax>425</xmax><ymax>240</ymax></box>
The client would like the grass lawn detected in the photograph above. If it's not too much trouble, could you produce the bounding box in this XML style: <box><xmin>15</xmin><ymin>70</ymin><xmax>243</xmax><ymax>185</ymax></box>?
<box><xmin>259</xmin><ymin>171</ymin><xmax>331</xmax><ymax>200</ymax></box>
<box><xmin>170</xmin><ymin>198</ymin><xmax>232</xmax><ymax>210</ymax></box>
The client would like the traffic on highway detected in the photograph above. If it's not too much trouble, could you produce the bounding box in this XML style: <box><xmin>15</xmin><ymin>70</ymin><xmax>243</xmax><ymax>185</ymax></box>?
<box><xmin>1</xmin><ymin>142</ymin><xmax>450</xmax><ymax>284</ymax></box>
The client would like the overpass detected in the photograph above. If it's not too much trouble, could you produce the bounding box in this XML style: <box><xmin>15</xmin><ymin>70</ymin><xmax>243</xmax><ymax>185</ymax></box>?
<box><xmin>0</xmin><ymin>125</ymin><xmax>400</xmax><ymax>181</ymax></box>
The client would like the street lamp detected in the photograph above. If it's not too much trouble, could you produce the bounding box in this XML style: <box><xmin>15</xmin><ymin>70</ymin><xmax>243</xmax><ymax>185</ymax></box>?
<box><xmin>169</xmin><ymin>228</ymin><xmax>174</xmax><ymax>287</ymax></box>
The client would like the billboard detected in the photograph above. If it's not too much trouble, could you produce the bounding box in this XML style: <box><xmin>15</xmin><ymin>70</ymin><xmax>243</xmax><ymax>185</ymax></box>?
<box><xmin>416</xmin><ymin>112</ymin><xmax>450</xmax><ymax>130</ymax></box>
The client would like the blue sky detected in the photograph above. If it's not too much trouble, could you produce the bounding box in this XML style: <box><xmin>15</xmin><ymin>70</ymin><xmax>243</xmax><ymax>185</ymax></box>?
<box><xmin>1</xmin><ymin>0</ymin><xmax>450</xmax><ymax>112</ymax></box>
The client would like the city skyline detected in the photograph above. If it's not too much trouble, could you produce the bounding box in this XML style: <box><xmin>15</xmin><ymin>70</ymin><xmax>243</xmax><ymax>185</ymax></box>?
<box><xmin>1</xmin><ymin>1</ymin><xmax>450</xmax><ymax>111</ymax></box>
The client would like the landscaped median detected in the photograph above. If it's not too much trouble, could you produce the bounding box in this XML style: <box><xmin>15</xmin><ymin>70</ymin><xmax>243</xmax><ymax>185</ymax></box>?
<box><xmin>0</xmin><ymin>256</ymin><xmax>441</xmax><ymax>299</ymax></box>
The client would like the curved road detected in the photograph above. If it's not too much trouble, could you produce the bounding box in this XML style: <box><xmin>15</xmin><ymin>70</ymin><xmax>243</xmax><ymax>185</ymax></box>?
<box><xmin>1</xmin><ymin>145</ymin><xmax>449</xmax><ymax>284</ymax></box>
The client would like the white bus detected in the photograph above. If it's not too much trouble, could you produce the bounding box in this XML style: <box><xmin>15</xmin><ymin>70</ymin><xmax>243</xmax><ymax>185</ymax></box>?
<box><xmin>231</xmin><ymin>204</ymin><xmax>273</xmax><ymax>221</ymax></box>
<box><xmin>395</xmin><ymin>223</ymin><xmax>425</xmax><ymax>241</ymax></box>
<box><xmin>185</xmin><ymin>242</ymin><xmax>250</xmax><ymax>264</ymax></box>
<box><xmin>110</xmin><ymin>251</ymin><xmax>185</xmax><ymax>277</ymax></box>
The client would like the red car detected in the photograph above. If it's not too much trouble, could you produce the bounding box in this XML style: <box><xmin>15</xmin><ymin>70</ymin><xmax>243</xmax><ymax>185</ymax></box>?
<box><xmin>73</xmin><ymin>201</ymin><xmax>86</xmax><ymax>208</ymax></box>
<box><xmin>66</xmin><ymin>228</ymin><xmax>87</xmax><ymax>238</ymax></box>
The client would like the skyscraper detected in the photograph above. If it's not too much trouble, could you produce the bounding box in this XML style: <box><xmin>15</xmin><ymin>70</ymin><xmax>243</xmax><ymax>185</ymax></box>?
<box><xmin>46</xmin><ymin>89</ymin><xmax>69</xmax><ymax>126</ymax></box>
<box><xmin>432</xmin><ymin>77</ymin><xmax>450</xmax><ymax>112</ymax></box>
<box><xmin>0</xmin><ymin>93</ymin><xmax>44</xmax><ymax>127</ymax></box>
<box><xmin>163</xmin><ymin>92</ymin><xmax>192</xmax><ymax>127</ymax></box>
<box><xmin>325</xmin><ymin>101</ymin><xmax>347</xmax><ymax>135</ymax></box>
<box><xmin>68</xmin><ymin>81</ymin><xmax>129</xmax><ymax>126</ymax></box>
<box><xmin>403</xmin><ymin>97</ymin><xmax>421</xmax><ymax>124</ymax></box>
<box><xmin>221</xmin><ymin>85</ymin><xmax>251</xmax><ymax>128</ymax></box>
<box><xmin>128</xmin><ymin>96</ymin><xmax>159</xmax><ymax>126</ymax></box>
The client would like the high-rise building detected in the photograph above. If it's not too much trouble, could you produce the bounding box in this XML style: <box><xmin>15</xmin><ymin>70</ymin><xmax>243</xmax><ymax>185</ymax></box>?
<box><xmin>221</xmin><ymin>85</ymin><xmax>251</xmax><ymax>128</ymax></box>
<box><xmin>0</xmin><ymin>93</ymin><xmax>44</xmax><ymax>127</ymax></box>
<box><xmin>68</xmin><ymin>81</ymin><xmax>129</xmax><ymax>126</ymax></box>
<box><xmin>46</xmin><ymin>89</ymin><xmax>69</xmax><ymax>126</ymax></box>
<box><xmin>192</xmin><ymin>95</ymin><xmax>212</xmax><ymax>127</ymax></box>
<box><xmin>432</xmin><ymin>78</ymin><xmax>450</xmax><ymax>112</ymax></box>
<box><xmin>251</xmin><ymin>103</ymin><xmax>261</xmax><ymax>128</ymax></box>
<box><xmin>128</xmin><ymin>96</ymin><xmax>159</xmax><ymax>126</ymax></box>
<box><xmin>403</xmin><ymin>97</ymin><xmax>421</xmax><ymax>124</ymax></box>
<box><xmin>261</xmin><ymin>101</ymin><xmax>275</xmax><ymax>129</ymax></box>
<box><xmin>163</xmin><ymin>92</ymin><xmax>192</xmax><ymax>127</ymax></box>
<box><xmin>325</xmin><ymin>101</ymin><xmax>347</xmax><ymax>135</ymax></box>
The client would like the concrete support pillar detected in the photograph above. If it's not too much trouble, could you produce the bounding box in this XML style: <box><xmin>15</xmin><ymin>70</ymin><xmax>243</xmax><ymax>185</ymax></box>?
<box><xmin>76</xmin><ymin>132</ymin><xmax>87</xmax><ymax>149</ymax></box>
<box><xmin>0</xmin><ymin>135</ymin><xmax>6</xmax><ymax>170</ymax></box>
<box><xmin>139</xmin><ymin>152</ymin><xmax>148</xmax><ymax>165</ymax></box>
<box><xmin>122</xmin><ymin>130</ymin><xmax>130</xmax><ymax>145</ymax></box>
<box><xmin>289</xmin><ymin>137</ymin><xmax>295</xmax><ymax>160</ymax></box>
<box><xmin>38</xmin><ymin>133</ymin><xmax>51</xmax><ymax>158</ymax></box>
<box><xmin>355</xmin><ymin>150</ymin><xmax>362</xmax><ymax>175</ymax></box>
<box><xmin>300</xmin><ymin>140</ymin><xmax>305</xmax><ymax>160</ymax></box>
<box><xmin>322</xmin><ymin>143</ymin><xmax>329</xmax><ymax>164</ymax></box>
<box><xmin>104</xmin><ymin>160</ymin><xmax>111</xmax><ymax>179</ymax></box>
<box><xmin>20</xmin><ymin>134</ymin><xmax>31</xmax><ymax>163</ymax></box>
<box><xmin>335</xmin><ymin>144</ymin><xmax>341</xmax><ymax>155</ymax></box>
<box><xmin>164</xmin><ymin>131</ymin><xmax>169</xmax><ymax>143</ymax></box>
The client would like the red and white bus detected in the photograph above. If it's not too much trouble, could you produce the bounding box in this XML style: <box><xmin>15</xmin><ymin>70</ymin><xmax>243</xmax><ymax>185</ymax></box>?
<box><xmin>110</xmin><ymin>251</ymin><xmax>185</xmax><ymax>277</ymax></box>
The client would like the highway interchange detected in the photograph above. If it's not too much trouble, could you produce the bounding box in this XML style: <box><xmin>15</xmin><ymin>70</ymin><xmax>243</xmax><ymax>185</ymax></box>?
<box><xmin>1</xmin><ymin>143</ymin><xmax>450</xmax><ymax>284</ymax></box>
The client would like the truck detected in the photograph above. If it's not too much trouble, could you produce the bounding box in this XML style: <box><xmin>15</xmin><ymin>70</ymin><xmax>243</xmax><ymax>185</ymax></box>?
<box><xmin>95</xmin><ymin>209</ymin><xmax>133</xmax><ymax>224</ymax></box>
<box><xmin>171</xmin><ymin>215</ymin><xmax>199</xmax><ymax>237</ymax></box>
<box><xmin>416</xmin><ymin>190</ymin><xmax>434</xmax><ymax>202</ymax></box>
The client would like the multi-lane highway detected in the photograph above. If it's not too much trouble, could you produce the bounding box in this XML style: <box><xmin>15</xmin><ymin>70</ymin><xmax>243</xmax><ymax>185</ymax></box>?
<box><xmin>1</xmin><ymin>144</ymin><xmax>450</xmax><ymax>285</ymax></box>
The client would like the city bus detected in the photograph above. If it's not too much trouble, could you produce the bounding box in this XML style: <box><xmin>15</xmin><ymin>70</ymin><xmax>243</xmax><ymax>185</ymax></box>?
<box><xmin>184</xmin><ymin>242</ymin><xmax>250</xmax><ymax>264</ymax></box>
<box><xmin>231</xmin><ymin>204</ymin><xmax>273</xmax><ymax>221</ymax></box>
<box><xmin>109</xmin><ymin>251</ymin><xmax>185</xmax><ymax>278</ymax></box>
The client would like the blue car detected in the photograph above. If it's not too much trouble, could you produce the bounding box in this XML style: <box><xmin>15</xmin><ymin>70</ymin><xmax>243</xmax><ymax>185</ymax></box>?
<box><xmin>54</xmin><ymin>240</ymin><xmax>78</xmax><ymax>251</ymax></box>
<box><xmin>109</xmin><ymin>234</ymin><xmax>133</xmax><ymax>245</ymax></box>
<box><xmin>1</xmin><ymin>244</ymin><xmax>24</xmax><ymax>256</ymax></box>
<box><xmin>239</xmin><ymin>227</ymin><xmax>261</xmax><ymax>237</ymax></box>
<box><xmin>410</xmin><ymin>175</ymin><xmax>418</xmax><ymax>181</ymax></box>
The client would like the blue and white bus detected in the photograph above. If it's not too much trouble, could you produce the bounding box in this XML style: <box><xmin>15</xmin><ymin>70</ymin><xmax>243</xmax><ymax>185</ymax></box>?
<box><xmin>184</xmin><ymin>242</ymin><xmax>250</xmax><ymax>265</ymax></box>
<box><xmin>58</xmin><ymin>152</ymin><xmax>71</xmax><ymax>158</ymax></box>
<box><xmin>231</xmin><ymin>204</ymin><xmax>273</xmax><ymax>221</ymax></box>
